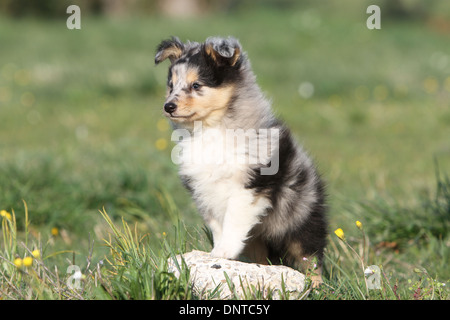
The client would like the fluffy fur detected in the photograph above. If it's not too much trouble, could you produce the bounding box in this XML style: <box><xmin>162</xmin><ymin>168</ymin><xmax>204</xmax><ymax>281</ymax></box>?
<box><xmin>155</xmin><ymin>36</ymin><xmax>328</xmax><ymax>285</ymax></box>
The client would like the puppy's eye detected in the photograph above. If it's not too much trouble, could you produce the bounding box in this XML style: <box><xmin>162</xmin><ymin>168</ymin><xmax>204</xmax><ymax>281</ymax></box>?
<box><xmin>192</xmin><ymin>82</ymin><xmax>201</xmax><ymax>90</ymax></box>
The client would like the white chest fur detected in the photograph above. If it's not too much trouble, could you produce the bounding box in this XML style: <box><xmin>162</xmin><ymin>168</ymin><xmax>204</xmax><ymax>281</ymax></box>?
<box><xmin>171</xmin><ymin>123</ymin><xmax>271</xmax><ymax>260</ymax></box>
<box><xmin>176</xmin><ymin>126</ymin><xmax>249</xmax><ymax>216</ymax></box>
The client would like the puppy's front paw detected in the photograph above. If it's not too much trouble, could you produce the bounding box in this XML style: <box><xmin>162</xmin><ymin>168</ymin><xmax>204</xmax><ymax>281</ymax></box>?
<box><xmin>210</xmin><ymin>245</ymin><xmax>240</xmax><ymax>260</ymax></box>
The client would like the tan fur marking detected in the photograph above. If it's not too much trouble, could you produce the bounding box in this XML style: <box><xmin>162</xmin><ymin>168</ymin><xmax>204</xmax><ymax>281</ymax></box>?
<box><xmin>287</xmin><ymin>241</ymin><xmax>305</xmax><ymax>268</ymax></box>
<box><xmin>186</xmin><ymin>68</ymin><xmax>199</xmax><ymax>85</ymax></box>
<box><xmin>159</xmin><ymin>47</ymin><xmax>183</xmax><ymax>63</ymax></box>
<box><xmin>311</xmin><ymin>266</ymin><xmax>323</xmax><ymax>288</ymax></box>
<box><xmin>205</xmin><ymin>44</ymin><xmax>240</xmax><ymax>66</ymax></box>
<box><xmin>172</xmin><ymin>71</ymin><xmax>178</xmax><ymax>84</ymax></box>
<box><xmin>204</xmin><ymin>44</ymin><xmax>217</xmax><ymax>63</ymax></box>
<box><xmin>195</xmin><ymin>85</ymin><xmax>234</xmax><ymax>126</ymax></box>
<box><xmin>230</xmin><ymin>47</ymin><xmax>240</xmax><ymax>66</ymax></box>
<box><xmin>173</xmin><ymin>85</ymin><xmax>235</xmax><ymax>127</ymax></box>
<box><xmin>286</xmin><ymin>242</ymin><xmax>323</xmax><ymax>287</ymax></box>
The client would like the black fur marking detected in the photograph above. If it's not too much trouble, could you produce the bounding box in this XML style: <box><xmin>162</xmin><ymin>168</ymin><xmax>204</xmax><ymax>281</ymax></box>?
<box><xmin>159</xmin><ymin>38</ymin><xmax>243</xmax><ymax>89</ymax></box>
<box><xmin>245</xmin><ymin>125</ymin><xmax>297</xmax><ymax>208</ymax></box>
<box><xmin>167</xmin><ymin>67</ymin><xmax>173</xmax><ymax>86</ymax></box>
<box><xmin>180</xmin><ymin>175</ymin><xmax>193</xmax><ymax>194</ymax></box>
<box><xmin>174</xmin><ymin>57</ymin><xmax>187</xmax><ymax>65</ymax></box>
<box><xmin>246</xmin><ymin>123</ymin><xmax>328</xmax><ymax>267</ymax></box>
<box><xmin>289</xmin><ymin>177</ymin><xmax>328</xmax><ymax>264</ymax></box>
<box><xmin>178</xmin><ymin>47</ymin><xmax>243</xmax><ymax>88</ymax></box>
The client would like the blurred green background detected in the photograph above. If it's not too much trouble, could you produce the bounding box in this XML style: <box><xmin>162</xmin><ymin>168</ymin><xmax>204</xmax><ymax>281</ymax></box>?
<box><xmin>0</xmin><ymin>0</ymin><xmax>449</xmax><ymax>278</ymax></box>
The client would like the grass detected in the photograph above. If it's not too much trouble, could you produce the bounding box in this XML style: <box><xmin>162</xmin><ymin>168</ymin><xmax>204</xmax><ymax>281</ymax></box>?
<box><xmin>1</xmin><ymin>173</ymin><xmax>448</xmax><ymax>300</ymax></box>
<box><xmin>0</xmin><ymin>4</ymin><xmax>449</xmax><ymax>300</ymax></box>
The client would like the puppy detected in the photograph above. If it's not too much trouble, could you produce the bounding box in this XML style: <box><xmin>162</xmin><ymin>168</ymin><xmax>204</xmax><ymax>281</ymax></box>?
<box><xmin>155</xmin><ymin>36</ymin><xmax>327</xmax><ymax>285</ymax></box>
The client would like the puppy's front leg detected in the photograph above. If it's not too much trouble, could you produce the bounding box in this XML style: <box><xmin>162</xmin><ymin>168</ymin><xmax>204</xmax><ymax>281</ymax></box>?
<box><xmin>210</xmin><ymin>190</ymin><xmax>268</xmax><ymax>260</ymax></box>
<box><xmin>206</xmin><ymin>217</ymin><xmax>223</xmax><ymax>248</ymax></box>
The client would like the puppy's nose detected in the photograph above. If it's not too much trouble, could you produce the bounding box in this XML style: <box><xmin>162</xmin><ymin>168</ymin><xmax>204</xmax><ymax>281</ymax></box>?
<box><xmin>164</xmin><ymin>102</ymin><xmax>177</xmax><ymax>114</ymax></box>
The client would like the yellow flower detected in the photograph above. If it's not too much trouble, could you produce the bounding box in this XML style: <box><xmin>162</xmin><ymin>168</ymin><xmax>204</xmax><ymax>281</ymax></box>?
<box><xmin>32</xmin><ymin>250</ymin><xmax>40</xmax><ymax>259</ymax></box>
<box><xmin>23</xmin><ymin>256</ymin><xmax>33</xmax><ymax>267</ymax></box>
<box><xmin>51</xmin><ymin>227</ymin><xmax>59</xmax><ymax>236</ymax></box>
<box><xmin>334</xmin><ymin>228</ymin><xmax>345</xmax><ymax>241</ymax></box>
<box><xmin>155</xmin><ymin>138</ymin><xmax>168</xmax><ymax>151</ymax></box>
<box><xmin>356</xmin><ymin>220</ymin><xmax>363</xmax><ymax>230</ymax></box>
<box><xmin>1</xmin><ymin>210</ymin><xmax>11</xmax><ymax>220</ymax></box>
<box><xmin>14</xmin><ymin>258</ymin><xmax>23</xmax><ymax>268</ymax></box>
<box><xmin>156</xmin><ymin>118</ymin><xmax>170</xmax><ymax>132</ymax></box>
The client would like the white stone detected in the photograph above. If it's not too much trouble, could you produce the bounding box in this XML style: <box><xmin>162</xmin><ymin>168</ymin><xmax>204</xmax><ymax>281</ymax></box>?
<box><xmin>167</xmin><ymin>250</ymin><xmax>306</xmax><ymax>299</ymax></box>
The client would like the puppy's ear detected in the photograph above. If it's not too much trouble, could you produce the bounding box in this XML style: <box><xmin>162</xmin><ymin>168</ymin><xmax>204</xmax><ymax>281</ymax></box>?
<box><xmin>155</xmin><ymin>37</ymin><xmax>184</xmax><ymax>65</ymax></box>
<box><xmin>204</xmin><ymin>36</ymin><xmax>241</xmax><ymax>67</ymax></box>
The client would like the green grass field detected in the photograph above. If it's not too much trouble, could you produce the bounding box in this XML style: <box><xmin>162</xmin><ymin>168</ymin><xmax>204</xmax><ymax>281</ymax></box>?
<box><xmin>0</xmin><ymin>4</ymin><xmax>449</xmax><ymax>300</ymax></box>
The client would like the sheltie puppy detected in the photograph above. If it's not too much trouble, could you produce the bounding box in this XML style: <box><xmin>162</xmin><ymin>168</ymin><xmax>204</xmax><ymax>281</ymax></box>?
<box><xmin>155</xmin><ymin>36</ymin><xmax>327</xmax><ymax>285</ymax></box>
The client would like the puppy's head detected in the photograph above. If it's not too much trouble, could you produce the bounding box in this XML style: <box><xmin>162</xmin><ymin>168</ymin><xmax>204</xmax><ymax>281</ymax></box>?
<box><xmin>155</xmin><ymin>36</ymin><xmax>243</xmax><ymax>126</ymax></box>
